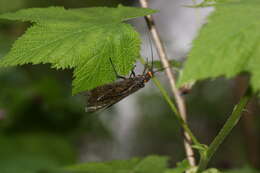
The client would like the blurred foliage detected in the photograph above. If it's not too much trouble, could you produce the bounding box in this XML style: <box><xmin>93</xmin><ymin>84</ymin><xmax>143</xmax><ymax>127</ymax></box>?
<box><xmin>0</xmin><ymin>64</ymin><xmax>110</xmax><ymax>172</ymax></box>
<box><xmin>135</xmin><ymin>90</ymin><xmax>185</xmax><ymax>162</ymax></box>
<box><xmin>223</xmin><ymin>166</ymin><xmax>260</xmax><ymax>173</ymax></box>
<box><xmin>0</xmin><ymin>66</ymin><xmax>92</xmax><ymax>134</ymax></box>
<box><xmin>0</xmin><ymin>133</ymin><xmax>76</xmax><ymax>173</ymax></box>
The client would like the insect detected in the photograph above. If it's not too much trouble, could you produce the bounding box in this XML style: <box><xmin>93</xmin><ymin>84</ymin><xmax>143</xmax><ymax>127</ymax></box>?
<box><xmin>85</xmin><ymin>59</ymin><xmax>154</xmax><ymax>112</ymax></box>
<box><xmin>85</xmin><ymin>34</ymin><xmax>160</xmax><ymax>113</ymax></box>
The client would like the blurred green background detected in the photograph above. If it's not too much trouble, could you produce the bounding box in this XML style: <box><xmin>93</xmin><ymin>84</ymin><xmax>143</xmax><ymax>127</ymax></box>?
<box><xmin>0</xmin><ymin>0</ymin><xmax>259</xmax><ymax>173</ymax></box>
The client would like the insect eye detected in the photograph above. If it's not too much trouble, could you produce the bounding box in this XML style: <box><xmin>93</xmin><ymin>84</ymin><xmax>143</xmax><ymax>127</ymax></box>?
<box><xmin>148</xmin><ymin>71</ymin><xmax>153</xmax><ymax>77</ymax></box>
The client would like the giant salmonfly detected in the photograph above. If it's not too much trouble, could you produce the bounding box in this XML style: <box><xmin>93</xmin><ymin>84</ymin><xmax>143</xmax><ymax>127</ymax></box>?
<box><xmin>85</xmin><ymin>37</ymin><xmax>157</xmax><ymax>113</ymax></box>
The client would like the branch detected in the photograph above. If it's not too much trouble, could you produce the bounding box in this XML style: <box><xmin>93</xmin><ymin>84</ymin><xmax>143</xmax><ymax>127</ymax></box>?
<box><xmin>139</xmin><ymin>0</ymin><xmax>196</xmax><ymax>166</ymax></box>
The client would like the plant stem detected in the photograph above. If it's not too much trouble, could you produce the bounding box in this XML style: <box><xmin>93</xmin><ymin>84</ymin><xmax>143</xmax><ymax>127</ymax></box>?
<box><xmin>139</xmin><ymin>0</ymin><xmax>196</xmax><ymax>166</ymax></box>
<box><xmin>152</xmin><ymin>77</ymin><xmax>200</xmax><ymax>146</ymax></box>
<box><xmin>196</xmin><ymin>88</ymin><xmax>252</xmax><ymax>172</ymax></box>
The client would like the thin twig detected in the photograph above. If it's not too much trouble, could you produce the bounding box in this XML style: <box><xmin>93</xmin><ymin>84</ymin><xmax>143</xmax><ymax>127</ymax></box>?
<box><xmin>139</xmin><ymin>0</ymin><xmax>196</xmax><ymax>166</ymax></box>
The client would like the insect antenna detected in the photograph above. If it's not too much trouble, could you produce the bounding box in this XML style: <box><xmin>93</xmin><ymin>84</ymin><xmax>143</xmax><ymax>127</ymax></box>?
<box><xmin>147</xmin><ymin>32</ymin><xmax>154</xmax><ymax>73</ymax></box>
<box><xmin>109</xmin><ymin>58</ymin><xmax>125</xmax><ymax>80</ymax></box>
<box><xmin>142</xmin><ymin>58</ymin><xmax>149</xmax><ymax>75</ymax></box>
<box><xmin>147</xmin><ymin>32</ymin><xmax>168</xmax><ymax>75</ymax></box>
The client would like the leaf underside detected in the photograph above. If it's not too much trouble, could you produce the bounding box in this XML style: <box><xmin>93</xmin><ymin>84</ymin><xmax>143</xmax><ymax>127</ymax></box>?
<box><xmin>178</xmin><ymin>0</ymin><xmax>260</xmax><ymax>93</ymax></box>
<box><xmin>0</xmin><ymin>5</ymin><xmax>157</xmax><ymax>94</ymax></box>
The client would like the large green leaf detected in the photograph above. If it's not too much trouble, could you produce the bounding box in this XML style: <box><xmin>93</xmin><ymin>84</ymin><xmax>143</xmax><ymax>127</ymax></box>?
<box><xmin>0</xmin><ymin>5</ymin><xmax>157</xmax><ymax>94</ymax></box>
<box><xmin>178</xmin><ymin>0</ymin><xmax>260</xmax><ymax>92</ymax></box>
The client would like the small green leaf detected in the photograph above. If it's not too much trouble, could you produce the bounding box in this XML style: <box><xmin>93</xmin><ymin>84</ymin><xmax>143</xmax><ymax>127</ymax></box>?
<box><xmin>202</xmin><ymin>168</ymin><xmax>221</xmax><ymax>173</ymax></box>
<box><xmin>134</xmin><ymin>155</ymin><xmax>169</xmax><ymax>173</ymax></box>
<box><xmin>178</xmin><ymin>0</ymin><xmax>260</xmax><ymax>93</ymax></box>
<box><xmin>0</xmin><ymin>5</ymin><xmax>157</xmax><ymax>94</ymax></box>
<box><xmin>164</xmin><ymin>160</ymin><xmax>190</xmax><ymax>173</ymax></box>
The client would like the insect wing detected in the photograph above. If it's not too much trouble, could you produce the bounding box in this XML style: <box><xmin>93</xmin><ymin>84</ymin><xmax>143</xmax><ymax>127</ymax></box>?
<box><xmin>85</xmin><ymin>78</ymin><xmax>144</xmax><ymax>112</ymax></box>
<box><xmin>85</xmin><ymin>84</ymin><xmax>115</xmax><ymax>112</ymax></box>
<box><xmin>85</xmin><ymin>80</ymin><xmax>131</xmax><ymax>112</ymax></box>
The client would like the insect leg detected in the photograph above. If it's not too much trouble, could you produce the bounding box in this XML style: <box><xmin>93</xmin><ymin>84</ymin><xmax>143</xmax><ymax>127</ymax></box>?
<box><xmin>129</xmin><ymin>65</ymin><xmax>136</xmax><ymax>78</ymax></box>
<box><xmin>148</xmin><ymin>33</ymin><xmax>154</xmax><ymax>72</ymax></box>
<box><xmin>109</xmin><ymin>58</ymin><xmax>126</xmax><ymax>79</ymax></box>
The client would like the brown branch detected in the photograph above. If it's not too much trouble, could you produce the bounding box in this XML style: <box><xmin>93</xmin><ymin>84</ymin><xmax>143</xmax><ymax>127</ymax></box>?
<box><xmin>138</xmin><ymin>0</ymin><xmax>196</xmax><ymax>166</ymax></box>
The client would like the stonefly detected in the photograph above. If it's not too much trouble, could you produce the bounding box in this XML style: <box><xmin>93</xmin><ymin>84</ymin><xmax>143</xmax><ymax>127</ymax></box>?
<box><xmin>85</xmin><ymin>58</ymin><xmax>154</xmax><ymax>112</ymax></box>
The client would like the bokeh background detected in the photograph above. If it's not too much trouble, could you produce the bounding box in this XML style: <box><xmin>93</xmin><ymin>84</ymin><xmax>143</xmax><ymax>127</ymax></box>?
<box><xmin>0</xmin><ymin>0</ymin><xmax>259</xmax><ymax>173</ymax></box>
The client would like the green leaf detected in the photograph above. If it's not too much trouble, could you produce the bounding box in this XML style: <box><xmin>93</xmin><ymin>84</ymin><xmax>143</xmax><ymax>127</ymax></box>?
<box><xmin>62</xmin><ymin>155</ymin><xmax>168</xmax><ymax>173</ymax></box>
<box><xmin>203</xmin><ymin>168</ymin><xmax>221</xmax><ymax>173</ymax></box>
<box><xmin>178</xmin><ymin>0</ymin><xmax>260</xmax><ymax>93</ymax></box>
<box><xmin>164</xmin><ymin>160</ymin><xmax>190</xmax><ymax>173</ymax></box>
<box><xmin>0</xmin><ymin>5</ymin><xmax>157</xmax><ymax>94</ymax></box>
<box><xmin>134</xmin><ymin>155</ymin><xmax>169</xmax><ymax>173</ymax></box>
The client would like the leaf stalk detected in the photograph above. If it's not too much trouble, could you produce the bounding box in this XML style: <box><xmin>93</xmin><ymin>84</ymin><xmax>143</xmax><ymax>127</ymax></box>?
<box><xmin>196</xmin><ymin>88</ymin><xmax>252</xmax><ymax>172</ymax></box>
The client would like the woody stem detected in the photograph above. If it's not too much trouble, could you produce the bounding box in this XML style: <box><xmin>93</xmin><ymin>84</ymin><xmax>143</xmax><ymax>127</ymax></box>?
<box><xmin>139</xmin><ymin>0</ymin><xmax>197</xmax><ymax>166</ymax></box>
